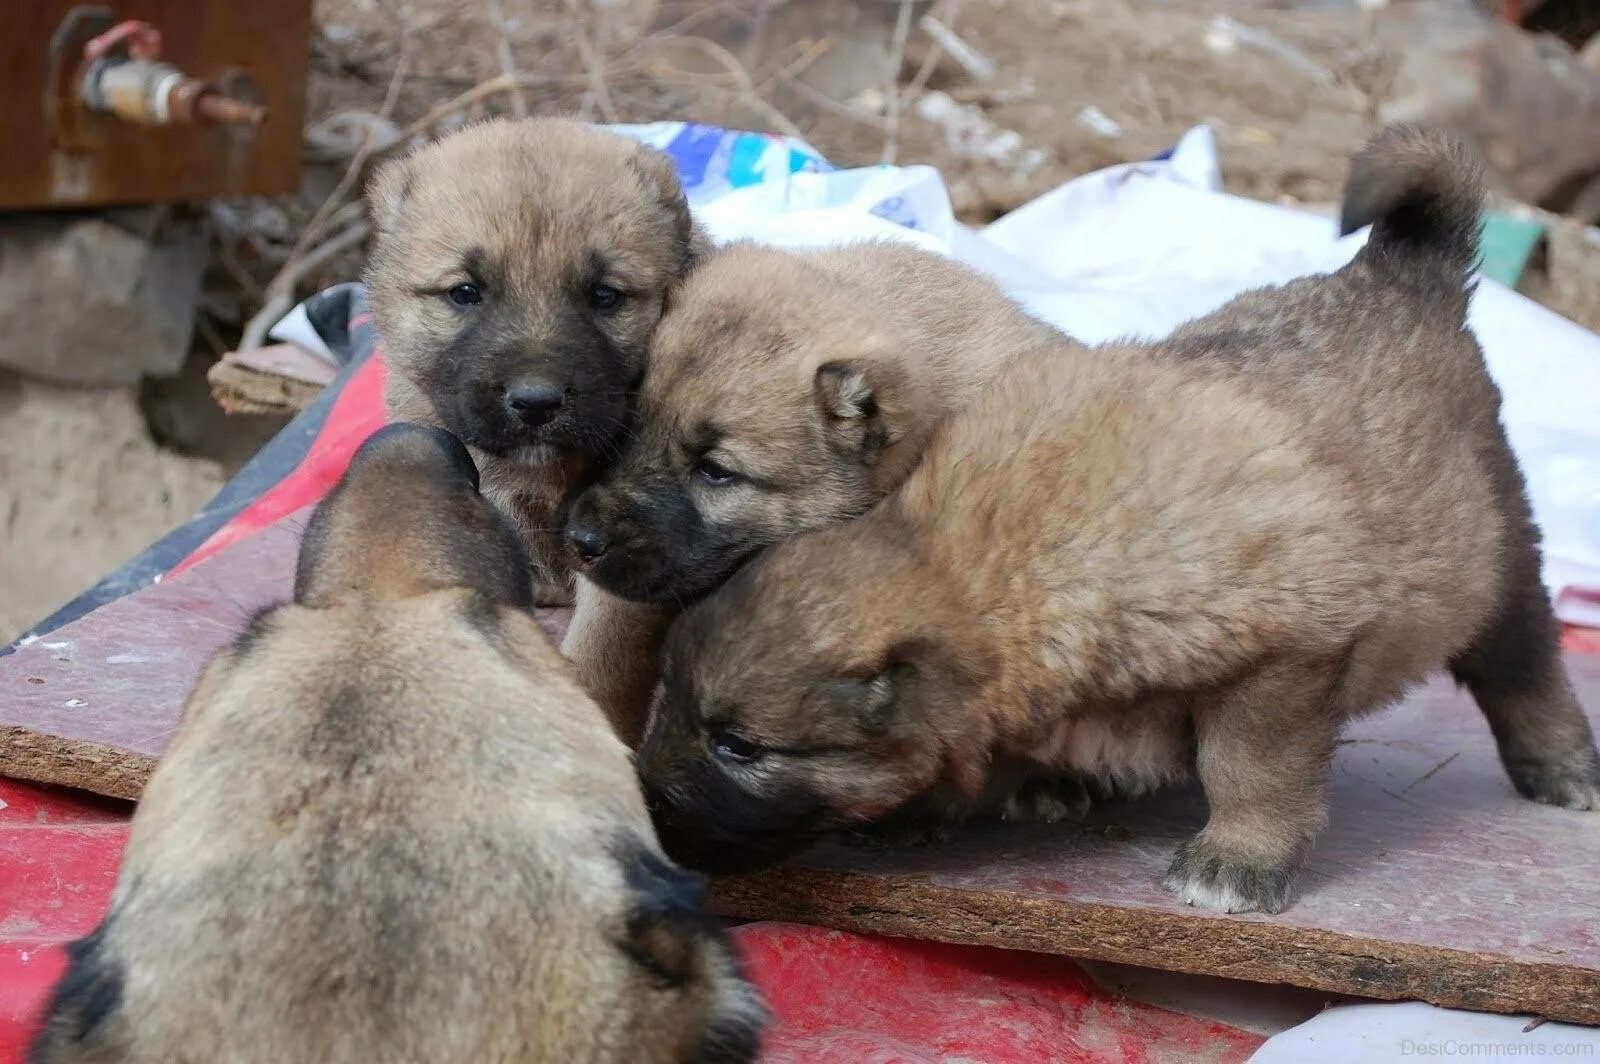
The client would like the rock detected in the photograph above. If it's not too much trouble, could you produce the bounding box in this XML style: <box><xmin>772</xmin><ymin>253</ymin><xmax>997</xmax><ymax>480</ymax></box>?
<box><xmin>1475</xmin><ymin>27</ymin><xmax>1600</xmax><ymax>210</ymax></box>
<box><xmin>0</xmin><ymin>371</ymin><xmax>222</xmax><ymax>643</ymax></box>
<box><xmin>1374</xmin><ymin>1</ymin><xmax>1600</xmax><ymax>215</ymax></box>
<box><xmin>0</xmin><ymin>207</ymin><xmax>208</xmax><ymax>387</ymax></box>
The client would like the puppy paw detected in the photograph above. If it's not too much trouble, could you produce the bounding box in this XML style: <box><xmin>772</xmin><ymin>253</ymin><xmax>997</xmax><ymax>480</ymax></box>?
<box><xmin>1162</xmin><ymin>837</ymin><xmax>1298</xmax><ymax>915</ymax></box>
<box><xmin>1508</xmin><ymin>755</ymin><xmax>1600</xmax><ymax>811</ymax></box>
<box><xmin>998</xmin><ymin>775</ymin><xmax>1091</xmax><ymax>825</ymax></box>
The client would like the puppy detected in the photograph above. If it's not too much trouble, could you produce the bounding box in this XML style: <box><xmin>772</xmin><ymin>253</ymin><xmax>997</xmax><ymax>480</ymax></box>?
<box><xmin>635</xmin><ymin>126</ymin><xmax>1600</xmax><ymax>914</ymax></box>
<box><xmin>29</xmin><ymin>424</ymin><xmax>764</xmax><ymax>1063</ymax></box>
<box><xmin>367</xmin><ymin>118</ymin><xmax>706</xmax><ymax>605</ymax></box>
<box><xmin>561</xmin><ymin>240</ymin><xmax>1067</xmax><ymax>741</ymax></box>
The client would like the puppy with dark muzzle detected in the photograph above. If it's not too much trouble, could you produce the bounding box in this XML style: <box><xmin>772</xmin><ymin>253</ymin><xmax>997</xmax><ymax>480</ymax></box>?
<box><xmin>29</xmin><ymin>424</ymin><xmax>764</xmax><ymax>1064</ymax></box>
<box><xmin>367</xmin><ymin>118</ymin><xmax>706</xmax><ymax>605</ymax></box>
<box><xmin>635</xmin><ymin>127</ymin><xmax>1600</xmax><ymax>914</ymax></box>
<box><xmin>560</xmin><ymin>240</ymin><xmax>1068</xmax><ymax>742</ymax></box>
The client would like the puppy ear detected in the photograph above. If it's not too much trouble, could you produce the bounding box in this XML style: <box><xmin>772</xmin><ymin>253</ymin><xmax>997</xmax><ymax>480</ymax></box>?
<box><xmin>814</xmin><ymin>359</ymin><xmax>907</xmax><ymax>464</ymax></box>
<box><xmin>835</xmin><ymin>657</ymin><xmax>921</xmax><ymax>737</ymax></box>
<box><xmin>31</xmin><ymin>920</ymin><xmax>124</xmax><ymax>1057</ymax></box>
<box><xmin>629</xmin><ymin>146</ymin><xmax>700</xmax><ymax>271</ymax></box>
<box><xmin>856</xmin><ymin>667</ymin><xmax>903</xmax><ymax>735</ymax></box>
<box><xmin>367</xmin><ymin>152</ymin><xmax>416</xmax><ymax>235</ymax></box>
<box><xmin>618</xmin><ymin>843</ymin><xmax>721</xmax><ymax>990</ymax></box>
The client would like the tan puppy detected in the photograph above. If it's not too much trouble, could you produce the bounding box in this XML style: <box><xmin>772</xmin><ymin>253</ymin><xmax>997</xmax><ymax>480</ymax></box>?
<box><xmin>29</xmin><ymin>424</ymin><xmax>764</xmax><ymax>1063</ymax></box>
<box><xmin>635</xmin><ymin>127</ymin><xmax>1600</xmax><ymax>914</ymax></box>
<box><xmin>367</xmin><ymin>118</ymin><xmax>706</xmax><ymax>605</ymax></box>
<box><xmin>561</xmin><ymin>240</ymin><xmax>1067</xmax><ymax>742</ymax></box>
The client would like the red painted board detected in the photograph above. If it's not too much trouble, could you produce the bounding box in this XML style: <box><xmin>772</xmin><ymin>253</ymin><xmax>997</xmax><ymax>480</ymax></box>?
<box><xmin>0</xmin><ymin>777</ymin><xmax>1266</xmax><ymax>1064</ymax></box>
<box><xmin>744</xmin><ymin>922</ymin><xmax>1266</xmax><ymax>1064</ymax></box>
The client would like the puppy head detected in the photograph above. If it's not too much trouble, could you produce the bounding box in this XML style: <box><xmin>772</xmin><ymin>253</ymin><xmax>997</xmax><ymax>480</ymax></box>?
<box><xmin>635</xmin><ymin>523</ymin><xmax>989</xmax><ymax>874</ymax></box>
<box><xmin>366</xmin><ymin>117</ymin><xmax>700</xmax><ymax>466</ymax></box>
<box><xmin>565</xmin><ymin>244</ymin><xmax>932</xmax><ymax>603</ymax></box>
<box><xmin>294</xmin><ymin>422</ymin><xmax>532</xmax><ymax>608</ymax></box>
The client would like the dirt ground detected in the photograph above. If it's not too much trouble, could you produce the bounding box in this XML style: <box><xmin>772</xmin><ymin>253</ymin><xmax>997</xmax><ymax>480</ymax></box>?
<box><xmin>5</xmin><ymin>0</ymin><xmax>1598</xmax><ymax>642</ymax></box>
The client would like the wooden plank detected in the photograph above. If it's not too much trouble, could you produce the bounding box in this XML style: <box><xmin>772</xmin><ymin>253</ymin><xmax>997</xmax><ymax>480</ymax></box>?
<box><xmin>0</xmin><ymin>513</ymin><xmax>571</xmax><ymax>799</ymax></box>
<box><xmin>713</xmin><ymin>659</ymin><xmax>1600</xmax><ymax>1025</ymax></box>
<box><xmin>208</xmin><ymin>344</ymin><xmax>335</xmax><ymax>416</ymax></box>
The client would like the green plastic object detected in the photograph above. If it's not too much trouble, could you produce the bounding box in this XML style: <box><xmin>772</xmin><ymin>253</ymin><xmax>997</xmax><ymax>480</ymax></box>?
<box><xmin>1478</xmin><ymin>212</ymin><xmax>1545</xmax><ymax>287</ymax></box>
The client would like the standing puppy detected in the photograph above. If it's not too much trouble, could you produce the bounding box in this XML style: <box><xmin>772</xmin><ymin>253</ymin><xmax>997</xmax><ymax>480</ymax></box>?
<box><xmin>562</xmin><ymin>240</ymin><xmax>1067</xmax><ymax>742</ymax></box>
<box><xmin>30</xmin><ymin>425</ymin><xmax>764</xmax><ymax>1064</ymax></box>
<box><xmin>636</xmin><ymin>127</ymin><xmax>1600</xmax><ymax>913</ymax></box>
<box><xmin>368</xmin><ymin>118</ymin><xmax>706</xmax><ymax>605</ymax></box>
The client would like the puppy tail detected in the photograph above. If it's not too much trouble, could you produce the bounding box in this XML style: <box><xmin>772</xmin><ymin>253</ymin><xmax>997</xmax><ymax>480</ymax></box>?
<box><xmin>1338</xmin><ymin>124</ymin><xmax>1484</xmax><ymax>283</ymax></box>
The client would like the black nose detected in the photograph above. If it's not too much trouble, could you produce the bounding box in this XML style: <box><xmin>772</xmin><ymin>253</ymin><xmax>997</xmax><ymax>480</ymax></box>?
<box><xmin>567</xmin><ymin>522</ymin><xmax>609</xmax><ymax>562</ymax></box>
<box><xmin>504</xmin><ymin>381</ymin><xmax>564</xmax><ymax>427</ymax></box>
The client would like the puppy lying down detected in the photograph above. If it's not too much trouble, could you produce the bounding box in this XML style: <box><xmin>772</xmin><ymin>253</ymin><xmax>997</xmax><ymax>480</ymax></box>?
<box><xmin>636</xmin><ymin>127</ymin><xmax>1600</xmax><ymax>915</ymax></box>
<box><xmin>31</xmin><ymin>425</ymin><xmax>763</xmax><ymax>1063</ymax></box>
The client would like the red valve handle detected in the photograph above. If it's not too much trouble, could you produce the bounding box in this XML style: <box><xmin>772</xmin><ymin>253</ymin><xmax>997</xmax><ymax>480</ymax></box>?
<box><xmin>82</xmin><ymin>20</ymin><xmax>164</xmax><ymax>63</ymax></box>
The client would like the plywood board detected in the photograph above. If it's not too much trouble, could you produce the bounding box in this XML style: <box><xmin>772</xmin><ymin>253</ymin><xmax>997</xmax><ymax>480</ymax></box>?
<box><xmin>713</xmin><ymin>657</ymin><xmax>1600</xmax><ymax>1025</ymax></box>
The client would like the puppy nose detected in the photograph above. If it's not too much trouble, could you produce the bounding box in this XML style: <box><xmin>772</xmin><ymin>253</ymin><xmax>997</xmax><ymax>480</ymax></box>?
<box><xmin>504</xmin><ymin>381</ymin><xmax>564</xmax><ymax>427</ymax></box>
<box><xmin>567</xmin><ymin>522</ymin><xmax>609</xmax><ymax>563</ymax></box>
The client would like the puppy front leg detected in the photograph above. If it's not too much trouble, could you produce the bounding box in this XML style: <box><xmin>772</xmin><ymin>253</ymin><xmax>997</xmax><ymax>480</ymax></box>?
<box><xmin>562</xmin><ymin>578</ymin><xmax>677</xmax><ymax>747</ymax></box>
<box><xmin>1163</xmin><ymin>661</ymin><xmax>1341</xmax><ymax>915</ymax></box>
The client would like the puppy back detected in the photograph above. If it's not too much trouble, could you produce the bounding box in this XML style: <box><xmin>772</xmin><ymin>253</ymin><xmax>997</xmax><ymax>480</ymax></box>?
<box><xmin>1339</xmin><ymin>124</ymin><xmax>1485</xmax><ymax>282</ymax></box>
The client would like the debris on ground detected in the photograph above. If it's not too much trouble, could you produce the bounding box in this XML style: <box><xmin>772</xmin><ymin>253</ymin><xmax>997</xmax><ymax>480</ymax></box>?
<box><xmin>11</xmin><ymin>0</ymin><xmax>1600</xmax><ymax>643</ymax></box>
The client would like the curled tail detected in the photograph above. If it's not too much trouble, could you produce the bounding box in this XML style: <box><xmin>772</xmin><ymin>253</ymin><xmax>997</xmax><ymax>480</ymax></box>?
<box><xmin>1338</xmin><ymin>124</ymin><xmax>1485</xmax><ymax>282</ymax></box>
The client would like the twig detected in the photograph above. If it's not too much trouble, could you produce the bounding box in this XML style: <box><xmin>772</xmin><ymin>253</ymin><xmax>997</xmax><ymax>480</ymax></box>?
<box><xmin>565</xmin><ymin>0</ymin><xmax>619</xmax><ymax>122</ymax></box>
<box><xmin>392</xmin><ymin>73</ymin><xmax>515</xmax><ymax>142</ymax></box>
<box><xmin>778</xmin><ymin>71</ymin><xmax>889</xmax><ymax>130</ymax></box>
<box><xmin>207</xmin><ymin>204</ymin><xmax>264</xmax><ymax>300</ymax></box>
<box><xmin>380</xmin><ymin>72</ymin><xmax>597</xmax><ymax>149</ymax></box>
<box><xmin>918</xmin><ymin>10</ymin><xmax>993</xmax><ymax>88</ymax></box>
<box><xmin>238</xmin><ymin>220</ymin><xmax>372</xmax><ymax>353</ymax></box>
<box><xmin>195</xmin><ymin>311</ymin><xmax>230</xmax><ymax>359</ymax></box>
<box><xmin>1207</xmin><ymin>15</ymin><xmax>1337</xmax><ymax>88</ymax></box>
<box><xmin>485</xmin><ymin>0</ymin><xmax>529</xmax><ymax>118</ymax></box>
<box><xmin>666</xmin><ymin>35</ymin><xmax>805</xmax><ymax>140</ymax></box>
<box><xmin>743</xmin><ymin>0</ymin><xmax>774</xmax><ymax>71</ymax></box>
<box><xmin>289</xmin><ymin>35</ymin><xmax>410</xmax><ymax>267</ymax></box>
<box><xmin>619</xmin><ymin>1</ymin><xmax>737</xmax><ymax>60</ymax></box>
<box><xmin>881</xmin><ymin>0</ymin><xmax>918</xmax><ymax>164</ymax></box>
<box><xmin>900</xmin><ymin>0</ymin><xmax>967</xmax><ymax>114</ymax></box>
<box><xmin>755</xmin><ymin>36</ymin><xmax>834</xmax><ymax>95</ymax></box>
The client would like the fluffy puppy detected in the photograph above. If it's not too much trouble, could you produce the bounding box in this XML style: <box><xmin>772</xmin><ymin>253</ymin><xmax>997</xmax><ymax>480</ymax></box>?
<box><xmin>561</xmin><ymin>240</ymin><xmax>1066</xmax><ymax>741</ymax></box>
<box><xmin>368</xmin><ymin>118</ymin><xmax>705</xmax><ymax>604</ymax></box>
<box><xmin>29</xmin><ymin>424</ymin><xmax>764</xmax><ymax>1064</ymax></box>
<box><xmin>635</xmin><ymin>127</ymin><xmax>1600</xmax><ymax>914</ymax></box>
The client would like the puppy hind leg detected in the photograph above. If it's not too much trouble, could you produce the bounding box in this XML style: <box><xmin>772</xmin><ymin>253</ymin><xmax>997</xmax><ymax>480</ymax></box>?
<box><xmin>1452</xmin><ymin>547</ymin><xmax>1600</xmax><ymax>811</ymax></box>
<box><xmin>1163</xmin><ymin>661</ymin><xmax>1341</xmax><ymax>915</ymax></box>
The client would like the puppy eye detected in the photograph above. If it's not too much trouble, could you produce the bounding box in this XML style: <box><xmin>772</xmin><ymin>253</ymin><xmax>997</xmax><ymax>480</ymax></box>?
<box><xmin>711</xmin><ymin>729</ymin><xmax>763</xmax><ymax>763</ymax></box>
<box><xmin>694</xmin><ymin>458</ymin><xmax>737</xmax><ymax>486</ymax></box>
<box><xmin>447</xmin><ymin>283</ymin><xmax>483</xmax><ymax>307</ymax></box>
<box><xmin>589</xmin><ymin>284</ymin><xmax>623</xmax><ymax>311</ymax></box>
